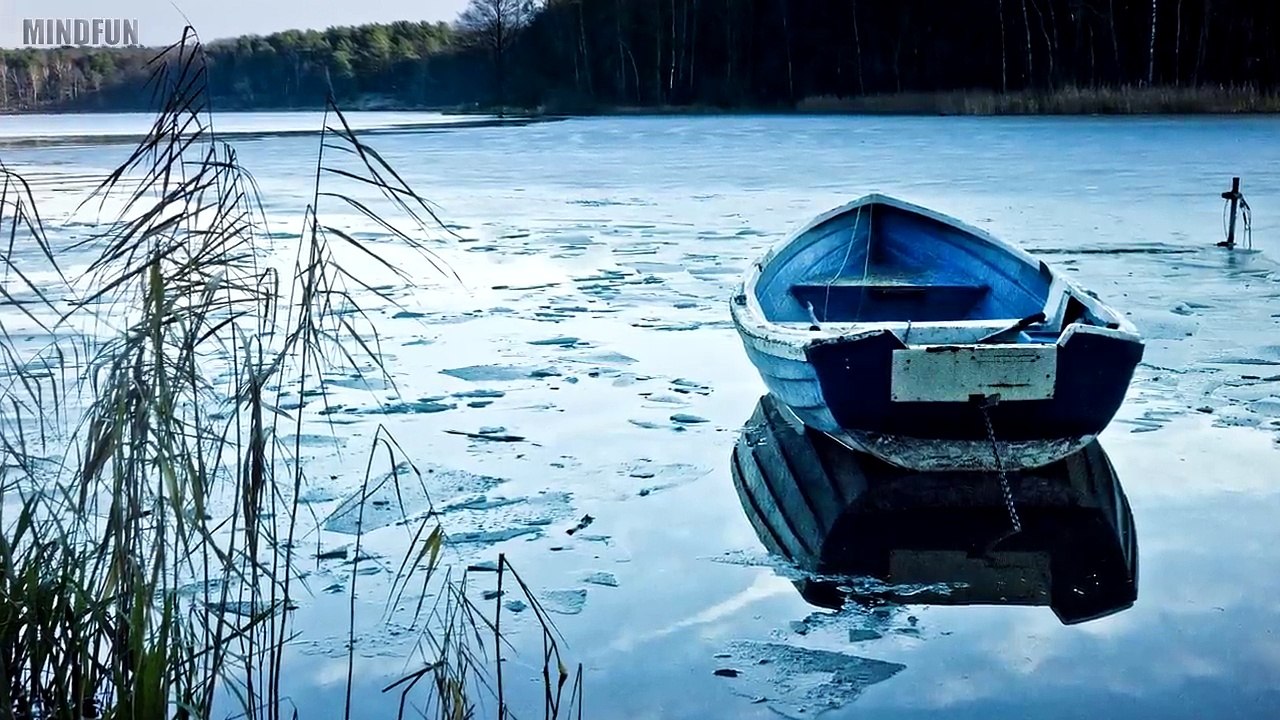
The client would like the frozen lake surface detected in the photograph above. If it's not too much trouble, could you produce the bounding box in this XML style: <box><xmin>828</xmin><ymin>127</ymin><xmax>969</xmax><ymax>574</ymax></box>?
<box><xmin>2</xmin><ymin>111</ymin><xmax>1279</xmax><ymax>719</ymax></box>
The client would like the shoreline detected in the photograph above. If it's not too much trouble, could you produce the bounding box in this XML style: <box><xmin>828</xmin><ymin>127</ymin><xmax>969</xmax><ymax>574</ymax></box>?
<box><xmin>532</xmin><ymin>85</ymin><xmax>1280</xmax><ymax>117</ymax></box>
<box><xmin>0</xmin><ymin>115</ymin><xmax>568</xmax><ymax>148</ymax></box>
<box><xmin>4</xmin><ymin>86</ymin><xmax>1279</xmax><ymax>118</ymax></box>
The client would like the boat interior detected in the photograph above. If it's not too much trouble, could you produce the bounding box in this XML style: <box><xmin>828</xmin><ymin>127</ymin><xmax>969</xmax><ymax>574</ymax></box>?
<box><xmin>753</xmin><ymin>201</ymin><xmax>1122</xmax><ymax>343</ymax></box>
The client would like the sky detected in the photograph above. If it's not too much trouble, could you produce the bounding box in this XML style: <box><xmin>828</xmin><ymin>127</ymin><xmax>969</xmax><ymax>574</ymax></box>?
<box><xmin>0</xmin><ymin>0</ymin><xmax>471</xmax><ymax>47</ymax></box>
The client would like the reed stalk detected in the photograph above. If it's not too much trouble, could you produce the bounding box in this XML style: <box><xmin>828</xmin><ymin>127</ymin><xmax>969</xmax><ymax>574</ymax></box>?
<box><xmin>0</xmin><ymin>26</ymin><xmax>581</xmax><ymax>720</ymax></box>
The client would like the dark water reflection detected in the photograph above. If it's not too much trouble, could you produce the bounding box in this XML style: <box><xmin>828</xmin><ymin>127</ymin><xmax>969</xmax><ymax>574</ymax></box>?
<box><xmin>731</xmin><ymin>394</ymin><xmax>1137</xmax><ymax>628</ymax></box>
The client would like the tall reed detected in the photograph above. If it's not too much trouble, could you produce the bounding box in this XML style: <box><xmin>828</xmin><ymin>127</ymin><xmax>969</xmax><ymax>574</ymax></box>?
<box><xmin>0</xmin><ymin>27</ymin><xmax>580</xmax><ymax>720</ymax></box>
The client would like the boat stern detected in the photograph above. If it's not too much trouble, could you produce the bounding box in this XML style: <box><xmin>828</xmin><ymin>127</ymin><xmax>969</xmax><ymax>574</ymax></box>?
<box><xmin>805</xmin><ymin>325</ymin><xmax>1143</xmax><ymax>471</ymax></box>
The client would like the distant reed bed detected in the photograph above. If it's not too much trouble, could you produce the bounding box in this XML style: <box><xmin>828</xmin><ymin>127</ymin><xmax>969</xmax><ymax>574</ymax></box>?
<box><xmin>797</xmin><ymin>85</ymin><xmax>1280</xmax><ymax>115</ymax></box>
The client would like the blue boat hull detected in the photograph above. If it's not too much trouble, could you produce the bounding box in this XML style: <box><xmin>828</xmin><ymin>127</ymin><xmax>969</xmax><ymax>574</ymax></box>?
<box><xmin>740</xmin><ymin>331</ymin><xmax>1143</xmax><ymax>471</ymax></box>
<box><xmin>731</xmin><ymin>194</ymin><xmax>1145</xmax><ymax>471</ymax></box>
<box><xmin>806</xmin><ymin>329</ymin><xmax>1143</xmax><ymax>443</ymax></box>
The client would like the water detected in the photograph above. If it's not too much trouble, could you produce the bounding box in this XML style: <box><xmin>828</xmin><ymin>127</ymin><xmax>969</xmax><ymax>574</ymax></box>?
<box><xmin>1</xmin><ymin>111</ymin><xmax>1279</xmax><ymax>719</ymax></box>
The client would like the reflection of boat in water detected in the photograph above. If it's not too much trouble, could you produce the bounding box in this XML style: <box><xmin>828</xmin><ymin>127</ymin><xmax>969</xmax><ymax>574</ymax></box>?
<box><xmin>731</xmin><ymin>394</ymin><xmax>1138</xmax><ymax>625</ymax></box>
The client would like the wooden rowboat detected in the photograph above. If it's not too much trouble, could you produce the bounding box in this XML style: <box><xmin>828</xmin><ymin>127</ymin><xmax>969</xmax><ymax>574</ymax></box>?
<box><xmin>730</xmin><ymin>194</ymin><xmax>1144</xmax><ymax>471</ymax></box>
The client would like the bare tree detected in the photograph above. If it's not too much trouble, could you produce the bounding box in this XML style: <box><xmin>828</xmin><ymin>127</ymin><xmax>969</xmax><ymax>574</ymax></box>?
<box><xmin>669</xmin><ymin>0</ymin><xmax>677</xmax><ymax>92</ymax></box>
<box><xmin>26</xmin><ymin>61</ymin><xmax>45</xmax><ymax>105</ymax></box>
<box><xmin>852</xmin><ymin>0</ymin><xmax>865</xmax><ymax>94</ymax></box>
<box><xmin>1108</xmin><ymin>0</ymin><xmax>1122</xmax><ymax>80</ymax></box>
<box><xmin>578</xmin><ymin>0</ymin><xmax>593</xmax><ymax>94</ymax></box>
<box><xmin>1020</xmin><ymin>0</ymin><xmax>1034</xmax><ymax>84</ymax></box>
<box><xmin>1032</xmin><ymin>0</ymin><xmax>1055</xmax><ymax>85</ymax></box>
<box><xmin>997</xmin><ymin>0</ymin><xmax>1008</xmax><ymax>93</ymax></box>
<box><xmin>780</xmin><ymin>0</ymin><xmax>794</xmax><ymax>100</ymax></box>
<box><xmin>458</xmin><ymin>0</ymin><xmax>537</xmax><ymax>113</ymax></box>
<box><xmin>615</xmin><ymin>0</ymin><xmax>626</xmax><ymax>98</ymax></box>
<box><xmin>1194</xmin><ymin>0</ymin><xmax>1212</xmax><ymax>84</ymax></box>
<box><xmin>1174</xmin><ymin>0</ymin><xmax>1184</xmax><ymax>83</ymax></box>
<box><xmin>1147</xmin><ymin>0</ymin><xmax>1158</xmax><ymax>84</ymax></box>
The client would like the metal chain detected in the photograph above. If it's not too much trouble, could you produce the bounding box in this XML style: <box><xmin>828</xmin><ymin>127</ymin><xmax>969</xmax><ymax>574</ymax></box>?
<box><xmin>979</xmin><ymin>399</ymin><xmax>1022</xmax><ymax>539</ymax></box>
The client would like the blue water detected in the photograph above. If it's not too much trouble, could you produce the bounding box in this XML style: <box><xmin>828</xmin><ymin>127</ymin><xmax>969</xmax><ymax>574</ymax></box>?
<box><xmin>1</xmin><ymin>112</ymin><xmax>1278</xmax><ymax>719</ymax></box>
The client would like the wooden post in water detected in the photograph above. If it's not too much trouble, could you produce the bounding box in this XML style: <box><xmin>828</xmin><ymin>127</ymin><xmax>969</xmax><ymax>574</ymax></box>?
<box><xmin>1220</xmin><ymin>177</ymin><xmax>1242</xmax><ymax>249</ymax></box>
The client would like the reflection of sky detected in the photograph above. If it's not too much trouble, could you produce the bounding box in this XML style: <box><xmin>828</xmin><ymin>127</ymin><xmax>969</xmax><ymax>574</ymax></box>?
<box><xmin>2</xmin><ymin>114</ymin><xmax>1279</xmax><ymax>719</ymax></box>
<box><xmin>527</xmin><ymin>420</ymin><xmax>1280</xmax><ymax>720</ymax></box>
<box><xmin>846</xmin><ymin>418</ymin><xmax>1280</xmax><ymax>718</ymax></box>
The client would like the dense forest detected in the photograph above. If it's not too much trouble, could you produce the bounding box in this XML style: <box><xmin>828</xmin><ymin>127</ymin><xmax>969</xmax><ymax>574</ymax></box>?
<box><xmin>0</xmin><ymin>22</ymin><xmax>463</xmax><ymax>111</ymax></box>
<box><xmin>2</xmin><ymin>0</ymin><xmax>1279</xmax><ymax>113</ymax></box>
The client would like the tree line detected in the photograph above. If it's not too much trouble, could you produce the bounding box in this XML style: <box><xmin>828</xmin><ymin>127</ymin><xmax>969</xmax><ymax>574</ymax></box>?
<box><xmin>1</xmin><ymin>0</ymin><xmax>1278</xmax><ymax>112</ymax></box>
<box><xmin>0</xmin><ymin>21</ymin><xmax>466</xmax><ymax>111</ymax></box>
<box><xmin>508</xmin><ymin>0</ymin><xmax>1280</xmax><ymax>108</ymax></box>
